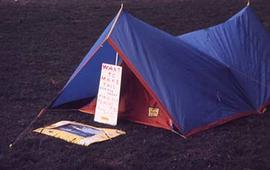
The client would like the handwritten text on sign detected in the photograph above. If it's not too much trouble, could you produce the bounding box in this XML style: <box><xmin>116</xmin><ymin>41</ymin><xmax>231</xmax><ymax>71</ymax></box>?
<box><xmin>94</xmin><ymin>63</ymin><xmax>122</xmax><ymax>126</ymax></box>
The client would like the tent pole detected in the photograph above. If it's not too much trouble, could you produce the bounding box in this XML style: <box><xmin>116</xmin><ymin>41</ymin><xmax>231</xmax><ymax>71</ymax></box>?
<box><xmin>115</xmin><ymin>52</ymin><xmax>119</xmax><ymax>65</ymax></box>
<box><xmin>105</xmin><ymin>3</ymin><xmax>123</xmax><ymax>41</ymax></box>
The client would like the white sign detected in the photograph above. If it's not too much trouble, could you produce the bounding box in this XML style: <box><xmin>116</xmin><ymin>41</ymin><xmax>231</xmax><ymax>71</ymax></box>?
<box><xmin>94</xmin><ymin>63</ymin><xmax>122</xmax><ymax>126</ymax></box>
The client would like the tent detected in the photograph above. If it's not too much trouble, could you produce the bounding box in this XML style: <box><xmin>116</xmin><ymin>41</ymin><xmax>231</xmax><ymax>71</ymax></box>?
<box><xmin>46</xmin><ymin>5</ymin><xmax>270</xmax><ymax>137</ymax></box>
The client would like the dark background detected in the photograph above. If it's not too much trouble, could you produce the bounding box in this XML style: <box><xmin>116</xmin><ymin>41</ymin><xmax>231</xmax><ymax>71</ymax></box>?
<box><xmin>1</xmin><ymin>0</ymin><xmax>270</xmax><ymax>169</ymax></box>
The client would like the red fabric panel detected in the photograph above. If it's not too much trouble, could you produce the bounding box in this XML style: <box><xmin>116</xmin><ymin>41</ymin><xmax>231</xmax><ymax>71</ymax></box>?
<box><xmin>80</xmin><ymin>63</ymin><xmax>172</xmax><ymax>130</ymax></box>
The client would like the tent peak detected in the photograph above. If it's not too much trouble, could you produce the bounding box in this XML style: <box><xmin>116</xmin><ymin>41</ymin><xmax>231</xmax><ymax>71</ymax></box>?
<box><xmin>105</xmin><ymin>3</ymin><xmax>124</xmax><ymax>40</ymax></box>
<box><xmin>247</xmin><ymin>0</ymin><xmax>250</xmax><ymax>6</ymax></box>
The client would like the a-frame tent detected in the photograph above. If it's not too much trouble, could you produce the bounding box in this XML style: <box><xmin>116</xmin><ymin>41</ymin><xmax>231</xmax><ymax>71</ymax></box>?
<box><xmin>47</xmin><ymin>5</ymin><xmax>270</xmax><ymax>137</ymax></box>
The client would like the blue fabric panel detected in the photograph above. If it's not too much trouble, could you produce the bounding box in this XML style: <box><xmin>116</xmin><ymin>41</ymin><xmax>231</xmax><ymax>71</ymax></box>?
<box><xmin>50</xmin><ymin>15</ymin><xmax>116</xmax><ymax>108</ymax></box>
<box><xmin>110</xmin><ymin>12</ymin><xmax>254</xmax><ymax>133</ymax></box>
<box><xmin>178</xmin><ymin>7</ymin><xmax>270</xmax><ymax>109</ymax></box>
<box><xmin>64</xmin><ymin>16</ymin><xmax>116</xmax><ymax>87</ymax></box>
<box><xmin>51</xmin><ymin>42</ymin><xmax>115</xmax><ymax>108</ymax></box>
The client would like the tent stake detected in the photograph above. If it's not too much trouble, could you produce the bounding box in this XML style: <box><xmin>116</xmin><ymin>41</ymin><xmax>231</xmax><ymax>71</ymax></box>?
<box><xmin>9</xmin><ymin>108</ymin><xmax>47</xmax><ymax>149</ymax></box>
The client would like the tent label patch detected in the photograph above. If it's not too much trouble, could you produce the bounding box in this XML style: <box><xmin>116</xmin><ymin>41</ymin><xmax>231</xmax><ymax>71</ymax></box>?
<box><xmin>94</xmin><ymin>63</ymin><xmax>122</xmax><ymax>126</ymax></box>
<box><xmin>148</xmin><ymin>107</ymin><xmax>159</xmax><ymax>117</ymax></box>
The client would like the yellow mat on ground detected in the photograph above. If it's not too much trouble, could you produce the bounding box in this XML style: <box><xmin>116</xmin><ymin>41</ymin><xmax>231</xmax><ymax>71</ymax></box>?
<box><xmin>33</xmin><ymin>120</ymin><xmax>125</xmax><ymax>146</ymax></box>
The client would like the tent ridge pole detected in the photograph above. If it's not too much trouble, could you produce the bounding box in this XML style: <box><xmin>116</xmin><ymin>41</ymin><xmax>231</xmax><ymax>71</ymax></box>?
<box><xmin>105</xmin><ymin>3</ymin><xmax>124</xmax><ymax>41</ymax></box>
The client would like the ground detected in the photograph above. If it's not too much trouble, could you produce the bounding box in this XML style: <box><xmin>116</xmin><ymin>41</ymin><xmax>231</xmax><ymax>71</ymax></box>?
<box><xmin>1</xmin><ymin>0</ymin><xmax>270</xmax><ymax>169</ymax></box>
